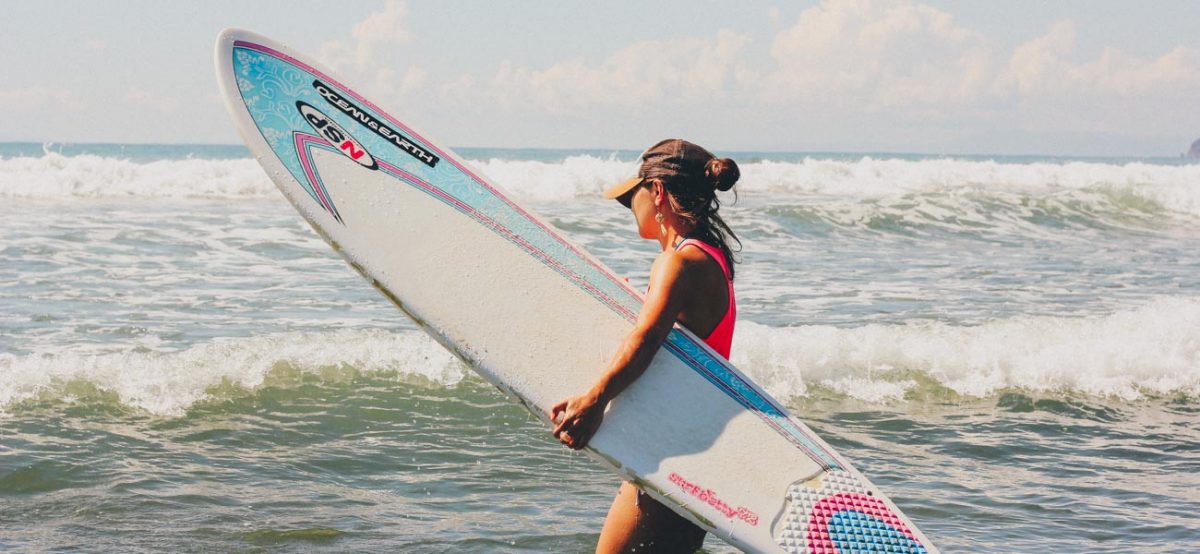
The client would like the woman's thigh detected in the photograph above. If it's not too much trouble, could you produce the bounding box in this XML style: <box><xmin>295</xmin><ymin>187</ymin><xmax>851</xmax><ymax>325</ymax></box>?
<box><xmin>595</xmin><ymin>481</ymin><xmax>706</xmax><ymax>554</ymax></box>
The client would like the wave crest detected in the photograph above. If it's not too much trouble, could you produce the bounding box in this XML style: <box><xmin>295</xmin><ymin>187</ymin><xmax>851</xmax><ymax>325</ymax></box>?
<box><xmin>0</xmin><ymin>152</ymin><xmax>274</xmax><ymax>198</ymax></box>
<box><xmin>733</xmin><ymin>298</ymin><xmax>1200</xmax><ymax>402</ymax></box>
<box><xmin>5</xmin><ymin>152</ymin><xmax>1199</xmax><ymax>216</ymax></box>
<box><xmin>0</xmin><ymin>329</ymin><xmax>464</xmax><ymax>416</ymax></box>
<box><xmin>3</xmin><ymin>299</ymin><xmax>1198</xmax><ymax>415</ymax></box>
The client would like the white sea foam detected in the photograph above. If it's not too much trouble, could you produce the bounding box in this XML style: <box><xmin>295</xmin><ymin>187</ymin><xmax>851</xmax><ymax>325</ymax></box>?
<box><xmin>2</xmin><ymin>299</ymin><xmax>1197</xmax><ymax>415</ymax></box>
<box><xmin>4</xmin><ymin>152</ymin><xmax>1200</xmax><ymax>218</ymax></box>
<box><xmin>732</xmin><ymin>297</ymin><xmax>1200</xmax><ymax>402</ymax></box>
<box><xmin>0</xmin><ymin>329</ymin><xmax>464</xmax><ymax>416</ymax></box>
<box><xmin>468</xmin><ymin>155</ymin><xmax>633</xmax><ymax>202</ymax></box>
<box><xmin>0</xmin><ymin>152</ymin><xmax>275</xmax><ymax>198</ymax></box>
<box><xmin>472</xmin><ymin>156</ymin><xmax>1200</xmax><ymax>223</ymax></box>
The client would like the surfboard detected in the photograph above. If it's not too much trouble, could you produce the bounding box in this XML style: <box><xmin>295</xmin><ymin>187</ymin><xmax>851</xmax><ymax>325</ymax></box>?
<box><xmin>214</xmin><ymin>28</ymin><xmax>938</xmax><ymax>554</ymax></box>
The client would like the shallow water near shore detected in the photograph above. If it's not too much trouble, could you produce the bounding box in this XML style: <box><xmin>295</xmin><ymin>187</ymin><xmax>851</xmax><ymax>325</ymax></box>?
<box><xmin>2</xmin><ymin>144</ymin><xmax>1198</xmax><ymax>552</ymax></box>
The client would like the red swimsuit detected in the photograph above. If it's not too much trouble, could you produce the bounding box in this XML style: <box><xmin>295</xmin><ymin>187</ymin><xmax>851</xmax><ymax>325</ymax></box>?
<box><xmin>674</xmin><ymin>238</ymin><xmax>736</xmax><ymax>359</ymax></box>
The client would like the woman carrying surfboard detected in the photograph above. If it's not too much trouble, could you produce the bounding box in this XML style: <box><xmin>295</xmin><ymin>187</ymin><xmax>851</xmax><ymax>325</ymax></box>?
<box><xmin>550</xmin><ymin>139</ymin><xmax>741</xmax><ymax>553</ymax></box>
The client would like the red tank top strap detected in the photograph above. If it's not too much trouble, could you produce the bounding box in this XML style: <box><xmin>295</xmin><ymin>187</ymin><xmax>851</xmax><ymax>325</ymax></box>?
<box><xmin>675</xmin><ymin>238</ymin><xmax>736</xmax><ymax>359</ymax></box>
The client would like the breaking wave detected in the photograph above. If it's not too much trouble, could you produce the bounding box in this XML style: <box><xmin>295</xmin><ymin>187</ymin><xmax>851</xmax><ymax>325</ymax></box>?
<box><xmin>3</xmin><ymin>299</ymin><xmax>1197</xmax><ymax>416</ymax></box>
<box><xmin>3</xmin><ymin>151</ymin><xmax>1198</xmax><ymax>215</ymax></box>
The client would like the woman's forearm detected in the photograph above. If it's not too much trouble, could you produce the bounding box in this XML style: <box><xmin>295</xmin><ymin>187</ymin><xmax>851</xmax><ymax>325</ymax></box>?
<box><xmin>589</xmin><ymin>325</ymin><xmax>671</xmax><ymax>403</ymax></box>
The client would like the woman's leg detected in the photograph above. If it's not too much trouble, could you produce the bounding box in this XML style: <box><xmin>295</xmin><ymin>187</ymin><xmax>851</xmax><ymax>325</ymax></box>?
<box><xmin>595</xmin><ymin>481</ymin><xmax>707</xmax><ymax>554</ymax></box>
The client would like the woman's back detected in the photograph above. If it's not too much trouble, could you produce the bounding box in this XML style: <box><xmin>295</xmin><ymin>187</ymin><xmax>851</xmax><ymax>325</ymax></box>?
<box><xmin>672</xmin><ymin>238</ymin><xmax>736</xmax><ymax>358</ymax></box>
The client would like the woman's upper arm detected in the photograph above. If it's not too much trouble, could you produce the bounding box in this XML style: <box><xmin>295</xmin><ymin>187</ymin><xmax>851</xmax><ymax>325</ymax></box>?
<box><xmin>634</xmin><ymin>253</ymin><xmax>691</xmax><ymax>341</ymax></box>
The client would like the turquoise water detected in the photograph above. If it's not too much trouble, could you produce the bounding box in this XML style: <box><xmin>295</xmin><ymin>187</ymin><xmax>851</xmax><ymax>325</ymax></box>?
<box><xmin>1</xmin><ymin>144</ymin><xmax>1199</xmax><ymax>552</ymax></box>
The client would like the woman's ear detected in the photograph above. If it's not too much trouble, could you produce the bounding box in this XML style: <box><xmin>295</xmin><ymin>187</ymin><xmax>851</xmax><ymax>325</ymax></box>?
<box><xmin>651</xmin><ymin>179</ymin><xmax>665</xmax><ymax>207</ymax></box>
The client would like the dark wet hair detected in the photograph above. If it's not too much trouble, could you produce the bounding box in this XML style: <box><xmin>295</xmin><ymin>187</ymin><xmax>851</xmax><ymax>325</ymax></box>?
<box><xmin>655</xmin><ymin>157</ymin><xmax>741</xmax><ymax>278</ymax></box>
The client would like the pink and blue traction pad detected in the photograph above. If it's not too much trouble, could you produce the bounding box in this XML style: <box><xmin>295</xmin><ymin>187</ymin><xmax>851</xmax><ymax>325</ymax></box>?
<box><xmin>807</xmin><ymin>493</ymin><xmax>928</xmax><ymax>553</ymax></box>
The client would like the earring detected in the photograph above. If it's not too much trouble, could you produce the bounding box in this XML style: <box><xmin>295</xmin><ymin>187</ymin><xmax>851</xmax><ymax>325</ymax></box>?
<box><xmin>654</xmin><ymin>212</ymin><xmax>664</xmax><ymax>223</ymax></box>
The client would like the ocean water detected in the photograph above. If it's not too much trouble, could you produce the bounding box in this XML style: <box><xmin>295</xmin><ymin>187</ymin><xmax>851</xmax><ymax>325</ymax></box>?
<box><xmin>1</xmin><ymin>142</ymin><xmax>1198</xmax><ymax>552</ymax></box>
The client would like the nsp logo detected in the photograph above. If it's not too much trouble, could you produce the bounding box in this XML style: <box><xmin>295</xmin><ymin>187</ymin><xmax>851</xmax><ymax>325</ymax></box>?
<box><xmin>295</xmin><ymin>101</ymin><xmax>378</xmax><ymax>170</ymax></box>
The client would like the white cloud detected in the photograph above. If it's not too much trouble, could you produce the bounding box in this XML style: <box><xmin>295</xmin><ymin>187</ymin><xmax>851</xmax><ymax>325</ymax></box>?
<box><xmin>755</xmin><ymin>0</ymin><xmax>994</xmax><ymax>110</ymax></box>
<box><xmin>719</xmin><ymin>0</ymin><xmax>1200</xmax><ymax>139</ymax></box>
<box><xmin>999</xmin><ymin>21</ymin><xmax>1200</xmax><ymax>99</ymax></box>
<box><xmin>319</xmin><ymin>0</ymin><xmax>411</xmax><ymax>72</ymax></box>
<box><xmin>402</xmin><ymin>0</ymin><xmax>1197</xmax><ymax>152</ymax></box>
<box><xmin>458</xmin><ymin>30</ymin><xmax>749</xmax><ymax>114</ymax></box>
<box><xmin>126</xmin><ymin>87</ymin><xmax>180</xmax><ymax>113</ymax></box>
<box><xmin>460</xmin><ymin>0</ymin><xmax>995</xmax><ymax>120</ymax></box>
<box><xmin>312</xmin><ymin>0</ymin><xmax>424</xmax><ymax>107</ymax></box>
<box><xmin>1086</xmin><ymin>45</ymin><xmax>1200</xmax><ymax>97</ymax></box>
<box><xmin>296</xmin><ymin>0</ymin><xmax>1198</xmax><ymax>148</ymax></box>
<box><xmin>0</xmin><ymin>86</ymin><xmax>86</xmax><ymax>111</ymax></box>
<box><xmin>360</xmin><ymin>64</ymin><xmax>428</xmax><ymax>100</ymax></box>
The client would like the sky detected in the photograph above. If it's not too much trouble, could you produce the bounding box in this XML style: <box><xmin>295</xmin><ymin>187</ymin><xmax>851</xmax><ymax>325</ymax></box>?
<box><xmin>2</xmin><ymin>0</ymin><xmax>1199</xmax><ymax>156</ymax></box>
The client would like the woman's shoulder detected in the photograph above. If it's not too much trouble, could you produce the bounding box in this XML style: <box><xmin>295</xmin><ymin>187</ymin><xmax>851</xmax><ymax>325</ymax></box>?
<box><xmin>654</xmin><ymin>244</ymin><xmax>707</xmax><ymax>267</ymax></box>
<box><xmin>651</xmin><ymin>244</ymin><xmax>718</xmax><ymax>282</ymax></box>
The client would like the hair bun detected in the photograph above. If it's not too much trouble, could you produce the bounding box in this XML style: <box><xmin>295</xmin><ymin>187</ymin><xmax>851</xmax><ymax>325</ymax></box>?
<box><xmin>705</xmin><ymin>157</ymin><xmax>740</xmax><ymax>192</ymax></box>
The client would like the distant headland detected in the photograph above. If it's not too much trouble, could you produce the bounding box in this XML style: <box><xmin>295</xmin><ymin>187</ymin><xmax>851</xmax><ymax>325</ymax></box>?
<box><xmin>1190</xmin><ymin>138</ymin><xmax>1200</xmax><ymax>159</ymax></box>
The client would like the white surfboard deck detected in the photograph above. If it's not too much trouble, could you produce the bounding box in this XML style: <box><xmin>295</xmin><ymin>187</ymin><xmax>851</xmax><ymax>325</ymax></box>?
<box><xmin>214</xmin><ymin>28</ymin><xmax>937</xmax><ymax>554</ymax></box>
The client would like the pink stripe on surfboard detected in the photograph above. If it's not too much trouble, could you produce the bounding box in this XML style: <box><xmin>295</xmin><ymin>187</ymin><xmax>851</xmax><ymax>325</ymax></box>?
<box><xmin>293</xmin><ymin>133</ymin><xmax>342</xmax><ymax>220</ymax></box>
